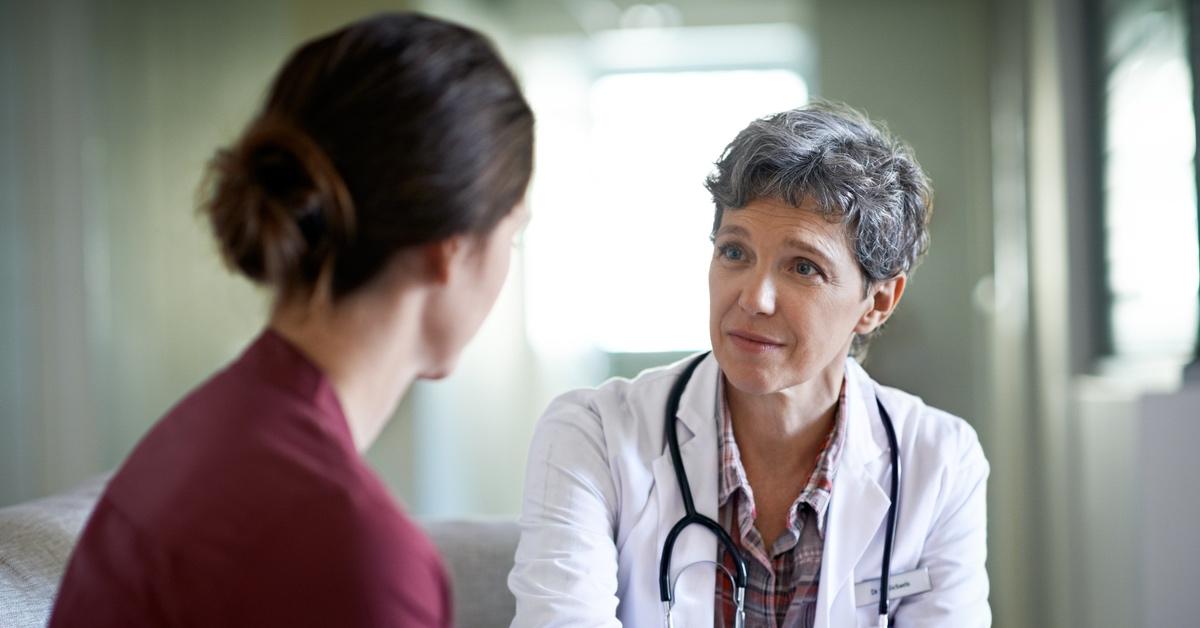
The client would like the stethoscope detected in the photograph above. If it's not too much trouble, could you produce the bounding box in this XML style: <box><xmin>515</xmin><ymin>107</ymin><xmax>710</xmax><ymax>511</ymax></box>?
<box><xmin>658</xmin><ymin>352</ymin><xmax>901</xmax><ymax>628</ymax></box>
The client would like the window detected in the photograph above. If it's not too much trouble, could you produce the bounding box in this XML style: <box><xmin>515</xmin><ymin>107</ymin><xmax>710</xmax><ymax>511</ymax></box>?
<box><xmin>1101</xmin><ymin>0</ymin><xmax>1200</xmax><ymax>359</ymax></box>
<box><xmin>520</xmin><ymin>25</ymin><xmax>809</xmax><ymax>355</ymax></box>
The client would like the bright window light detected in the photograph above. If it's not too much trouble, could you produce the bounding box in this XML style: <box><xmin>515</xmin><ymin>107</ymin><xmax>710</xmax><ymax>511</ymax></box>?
<box><xmin>524</xmin><ymin>68</ymin><xmax>807</xmax><ymax>355</ymax></box>
<box><xmin>1104</xmin><ymin>5</ymin><xmax>1199</xmax><ymax>358</ymax></box>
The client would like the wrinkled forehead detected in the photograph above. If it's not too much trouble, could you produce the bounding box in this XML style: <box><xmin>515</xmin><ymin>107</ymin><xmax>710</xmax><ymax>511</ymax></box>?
<box><xmin>712</xmin><ymin>190</ymin><xmax>852</xmax><ymax>230</ymax></box>
<box><xmin>716</xmin><ymin>196</ymin><xmax>852</xmax><ymax>238</ymax></box>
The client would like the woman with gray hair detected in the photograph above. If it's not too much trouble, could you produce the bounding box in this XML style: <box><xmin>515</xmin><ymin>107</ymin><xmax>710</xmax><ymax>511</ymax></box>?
<box><xmin>508</xmin><ymin>102</ymin><xmax>989</xmax><ymax>627</ymax></box>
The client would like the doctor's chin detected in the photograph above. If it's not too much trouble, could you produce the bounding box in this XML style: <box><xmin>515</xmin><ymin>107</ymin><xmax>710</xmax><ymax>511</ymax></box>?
<box><xmin>3</xmin><ymin>1</ymin><xmax>1199</xmax><ymax>628</ymax></box>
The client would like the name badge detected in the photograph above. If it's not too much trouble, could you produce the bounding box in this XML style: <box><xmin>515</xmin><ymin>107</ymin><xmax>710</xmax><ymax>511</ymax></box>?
<box><xmin>854</xmin><ymin>568</ymin><xmax>932</xmax><ymax>607</ymax></box>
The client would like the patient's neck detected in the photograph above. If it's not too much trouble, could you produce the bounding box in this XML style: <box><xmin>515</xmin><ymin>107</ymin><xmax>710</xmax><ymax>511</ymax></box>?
<box><xmin>269</xmin><ymin>281</ymin><xmax>426</xmax><ymax>453</ymax></box>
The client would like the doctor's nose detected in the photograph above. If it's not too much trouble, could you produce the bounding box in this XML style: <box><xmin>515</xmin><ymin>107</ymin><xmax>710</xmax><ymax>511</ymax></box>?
<box><xmin>737</xmin><ymin>270</ymin><xmax>776</xmax><ymax>316</ymax></box>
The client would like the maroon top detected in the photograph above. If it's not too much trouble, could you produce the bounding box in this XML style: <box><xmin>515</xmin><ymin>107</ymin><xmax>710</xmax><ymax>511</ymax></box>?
<box><xmin>50</xmin><ymin>330</ymin><xmax>452</xmax><ymax>627</ymax></box>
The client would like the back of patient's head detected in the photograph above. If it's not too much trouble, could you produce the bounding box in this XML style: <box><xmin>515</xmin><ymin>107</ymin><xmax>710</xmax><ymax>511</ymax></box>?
<box><xmin>202</xmin><ymin>12</ymin><xmax>534</xmax><ymax>302</ymax></box>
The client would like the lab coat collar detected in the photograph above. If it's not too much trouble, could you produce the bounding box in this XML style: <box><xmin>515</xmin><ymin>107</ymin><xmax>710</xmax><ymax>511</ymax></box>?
<box><xmin>840</xmin><ymin>357</ymin><xmax>888</xmax><ymax>469</ymax></box>
<box><xmin>674</xmin><ymin>351</ymin><xmax>721</xmax><ymax>442</ymax></box>
<box><xmin>814</xmin><ymin>358</ymin><xmax>893</xmax><ymax>627</ymax></box>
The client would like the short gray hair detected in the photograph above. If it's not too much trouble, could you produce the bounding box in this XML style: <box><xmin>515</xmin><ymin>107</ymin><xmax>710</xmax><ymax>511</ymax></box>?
<box><xmin>704</xmin><ymin>101</ymin><xmax>932</xmax><ymax>358</ymax></box>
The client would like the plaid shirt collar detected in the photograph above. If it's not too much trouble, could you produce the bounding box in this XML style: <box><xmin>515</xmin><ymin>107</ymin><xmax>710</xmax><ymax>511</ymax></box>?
<box><xmin>716</xmin><ymin>372</ymin><xmax>849</xmax><ymax>539</ymax></box>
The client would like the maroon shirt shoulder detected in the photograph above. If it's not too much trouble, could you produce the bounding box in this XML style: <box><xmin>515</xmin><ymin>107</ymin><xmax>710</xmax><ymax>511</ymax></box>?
<box><xmin>50</xmin><ymin>331</ymin><xmax>452</xmax><ymax>628</ymax></box>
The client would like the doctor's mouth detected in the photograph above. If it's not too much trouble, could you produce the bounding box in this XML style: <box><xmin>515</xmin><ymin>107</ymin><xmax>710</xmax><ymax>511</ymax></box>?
<box><xmin>726</xmin><ymin>329</ymin><xmax>787</xmax><ymax>354</ymax></box>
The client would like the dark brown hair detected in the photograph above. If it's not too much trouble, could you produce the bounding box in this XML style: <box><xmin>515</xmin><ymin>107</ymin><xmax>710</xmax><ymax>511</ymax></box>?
<box><xmin>203</xmin><ymin>13</ymin><xmax>534</xmax><ymax>301</ymax></box>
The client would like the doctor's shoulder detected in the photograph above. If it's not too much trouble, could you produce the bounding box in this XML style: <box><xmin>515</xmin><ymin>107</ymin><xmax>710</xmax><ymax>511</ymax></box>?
<box><xmin>874</xmin><ymin>382</ymin><xmax>990</xmax><ymax>478</ymax></box>
<box><xmin>871</xmin><ymin>383</ymin><xmax>991</xmax><ymax>543</ymax></box>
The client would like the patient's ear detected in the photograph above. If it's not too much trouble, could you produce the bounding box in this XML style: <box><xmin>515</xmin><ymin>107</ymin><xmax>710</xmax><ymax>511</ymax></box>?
<box><xmin>854</xmin><ymin>274</ymin><xmax>906</xmax><ymax>335</ymax></box>
<box><xmin>420</xmin><ymin>236</ymin><xmax>466</xmax><ymax>285</ymax></box>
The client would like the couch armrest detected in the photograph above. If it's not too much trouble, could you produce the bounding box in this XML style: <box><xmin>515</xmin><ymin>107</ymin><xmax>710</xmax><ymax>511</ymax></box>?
<box><xmin>0</xmin><ymin>474</ymin><xmax>110</xmax><ymax>628</ymax></box>
<box><xmin>422</xmin><ymin>518</ymin><xmax>520</xmax><ymax>628</ymax></box>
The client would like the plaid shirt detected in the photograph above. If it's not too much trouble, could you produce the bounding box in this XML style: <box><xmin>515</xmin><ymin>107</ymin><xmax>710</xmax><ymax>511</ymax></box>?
<box><xmin>714</xmin><ymin>376</ymin><xmax>848</xmax><ymax>628</ymax></box>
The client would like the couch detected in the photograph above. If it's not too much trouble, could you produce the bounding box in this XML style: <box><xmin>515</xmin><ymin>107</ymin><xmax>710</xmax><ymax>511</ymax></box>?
<box><xmin>0</xmin><ymin>476</ymin><xmax>519</xmax><ymax>627</ymax></box>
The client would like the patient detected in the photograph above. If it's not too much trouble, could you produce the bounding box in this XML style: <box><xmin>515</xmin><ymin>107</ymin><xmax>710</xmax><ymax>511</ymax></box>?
<box><xmin>50</xmin><ymin>13</ymin><xmax>532</xmax><ymax>627</ymax></box>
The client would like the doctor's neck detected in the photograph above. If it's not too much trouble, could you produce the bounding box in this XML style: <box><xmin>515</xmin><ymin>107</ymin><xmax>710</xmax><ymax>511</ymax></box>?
<box><xmin>724</xmin><ymin>358</ymin><xmax>846</xmax><ymax>468</ymax></box>
<box><xmin>268</xmin><ymin>264</ymin><xmax>433</xmax><ymax>454</ymax></box>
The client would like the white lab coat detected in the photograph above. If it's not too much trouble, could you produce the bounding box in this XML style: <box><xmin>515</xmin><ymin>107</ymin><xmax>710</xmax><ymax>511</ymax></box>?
<box><xmin>508</xmin><ymin>353</ymin><xmax>990</xmax><ymax>627</ymax></box>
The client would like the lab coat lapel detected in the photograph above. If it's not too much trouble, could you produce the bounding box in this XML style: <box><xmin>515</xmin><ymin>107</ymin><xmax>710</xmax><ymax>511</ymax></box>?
<box><xmin>652</xmin><ymin>353</ymin><xmax>720</xmax><ymax>628</ymax></box>
<box><xmin>816</xmin><ymin>359</ymin><xmax>891</xmax><ymax>628</ymax></box>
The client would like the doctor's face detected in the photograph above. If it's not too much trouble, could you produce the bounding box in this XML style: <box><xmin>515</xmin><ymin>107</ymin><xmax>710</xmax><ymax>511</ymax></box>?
<box><xmin>708</xmin><ymin>197</ymin><xmax>876</xmax><ymax>396</ymax></box>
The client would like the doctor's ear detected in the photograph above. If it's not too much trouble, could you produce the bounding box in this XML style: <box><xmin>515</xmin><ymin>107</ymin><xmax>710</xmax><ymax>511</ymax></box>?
<box><xmin>855</xmin><ymin>273</ymin><xmax>907</xmax><ymax>335</ymax></box>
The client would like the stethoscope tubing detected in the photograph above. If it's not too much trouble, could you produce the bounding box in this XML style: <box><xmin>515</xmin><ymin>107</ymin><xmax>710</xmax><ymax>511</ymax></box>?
<box><xmin>658</xmin><ymin>352</ymin><xmax>748</xmax><ymax>605</ymax></box>
<box><xmin>878</xmin><ymin>393</ymin><xmax>901</xmax><ymax>622</ymax></box>
<box><xmin>658</xmin><ymin>352</ymin><xmax>900</xmax><ymax>626</ymax></box>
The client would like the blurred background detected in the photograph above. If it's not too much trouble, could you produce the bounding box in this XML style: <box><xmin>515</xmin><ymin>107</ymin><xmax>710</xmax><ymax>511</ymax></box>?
<box><xmin>2</xmin><ymin>0</ymin><xmax>1198</xmax><ymax>626</ymax></box>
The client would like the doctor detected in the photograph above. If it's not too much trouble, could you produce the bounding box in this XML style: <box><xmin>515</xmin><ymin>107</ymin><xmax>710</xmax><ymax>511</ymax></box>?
<box><xmin>508</xmin><ymin>102</ymin><xmax>989</xmax><ymax>627</ymax></box>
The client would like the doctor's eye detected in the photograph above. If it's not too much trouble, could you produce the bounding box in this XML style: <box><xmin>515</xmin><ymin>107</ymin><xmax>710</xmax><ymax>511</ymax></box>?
<box><xmin>717</xmin><ymin>243</ymin><xmax>746</xmax><ymax>262</ymax></box>
<box><xmin>793</xmin><ymin>259</ymin><xmax>821</xmax><ymax>277</ymax></box>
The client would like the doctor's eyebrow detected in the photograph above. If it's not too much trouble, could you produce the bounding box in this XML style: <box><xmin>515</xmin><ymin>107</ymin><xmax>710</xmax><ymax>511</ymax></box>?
<box><xmin>713</xmin><ymin>224</ymin><xmax>749</xmax><ymax>239</ymax></box>
<box><xmin>781</xmin><ymin>236</ymin><xmax>837</xmax><ymax>267</ymax></box>
<box><xmin>714</xmin><ymin>224</ymin><xmax>837</xmax><ymax>267</ymax></box>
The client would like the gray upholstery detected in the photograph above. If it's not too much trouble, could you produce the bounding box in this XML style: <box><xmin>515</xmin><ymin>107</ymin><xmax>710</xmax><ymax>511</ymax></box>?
<box><xmin>0</xmin><ymin>477</ymin><xmax>519</xmax><ymax>628</ymax></box>
<box><xmin>424</xmin><ymin>519</ymin><xmax>519</xmax><ymax>627</ymax></box>
<box><xmin>0</xmin><ymin>475</ymin><xmax>107</xmax><ymax>628</ymax></box>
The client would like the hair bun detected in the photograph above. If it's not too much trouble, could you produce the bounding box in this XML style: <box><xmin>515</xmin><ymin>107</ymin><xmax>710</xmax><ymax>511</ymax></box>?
<box><xmin>199</xmin><ymin>14</ymin><xmax>533</xmax><ymax>302</ymax></box>
<box><xmin>201</xmin><ymin>117</ymin><xmax>354</xmax><ymax>291</ymax></box>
